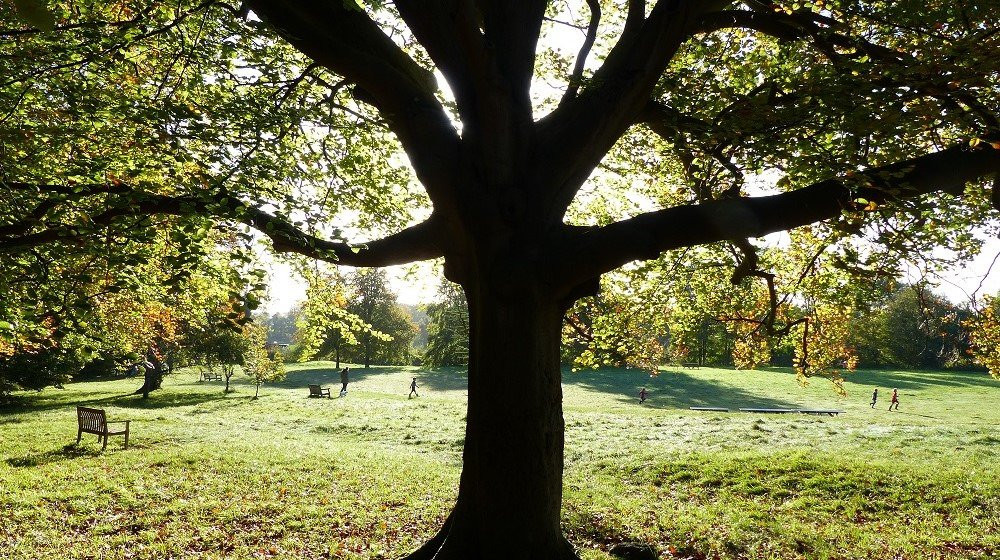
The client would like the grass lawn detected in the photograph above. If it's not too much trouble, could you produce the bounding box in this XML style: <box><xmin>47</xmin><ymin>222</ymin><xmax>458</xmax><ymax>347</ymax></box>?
<box><xmin>1</xmin><ymin>363</ymin><xmax>998</xmax><ymax>559</ymax></box>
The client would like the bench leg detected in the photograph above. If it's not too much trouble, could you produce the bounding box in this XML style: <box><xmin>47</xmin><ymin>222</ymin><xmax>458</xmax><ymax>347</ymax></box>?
<box><xmin>124</xmin><ymin>430</ymin><xmax>129</xmax><ymax>450</ymax></box>
<box><xmin>76</xmin><ymin>430</ymin><xmax>82</xmax><ymax>445</ymax></box>
<box><xmin>102</xmin><ymin>433</ymin><xmax>108</xmax><ymax>451</ymax></box>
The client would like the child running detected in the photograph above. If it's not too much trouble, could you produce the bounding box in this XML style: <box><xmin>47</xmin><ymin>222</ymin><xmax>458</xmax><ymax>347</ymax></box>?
<box><xmin>888</xmin><ymin>388</ymin><xmax>899</xmax><ymax>411</ymax></box>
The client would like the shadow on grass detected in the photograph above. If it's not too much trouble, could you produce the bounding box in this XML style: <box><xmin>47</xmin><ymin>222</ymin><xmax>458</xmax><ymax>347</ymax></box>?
<box><xmin>274</xmin><ymin>363</ymin><xmax>470</xmax><ymax>393</ymax></box>
<box><xmin>4</xmin><ymin>444</ymin><xmax>104</xmax><ymax>468</ymax></box>
<box><xmin>760</xmin><ymin>366</ymin><xmax>999</xmax><ymax>391</ymax></box>
<box><xmin>1</xmin><ymin>387</ymin><xmax>234</xmax><ymax>416</ymax></box>
<box><xmin>274</xmin><ymin>363</ymin><xmax>395</xmax><ymax>388</ymax></box>
<box><xmin>411</xmin><ymin>367</ymin><xmax>469</xmax><ymax>392</ymax></box>
<box><xmin>563</xmin><ymin>367</ymin><xmax>800</xmax><ymax>410</ymax></box>
<box><xmin>842</xmin><ymin>369</ymin><xmax>999</xmax><ymax>391</ymax></box>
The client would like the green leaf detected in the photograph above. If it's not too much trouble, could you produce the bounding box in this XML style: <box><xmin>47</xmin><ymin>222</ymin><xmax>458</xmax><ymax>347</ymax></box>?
<box><xmin>13</xmin><ymin>0</ymin><xmax>56</xmax><ymax>31</ymax></box>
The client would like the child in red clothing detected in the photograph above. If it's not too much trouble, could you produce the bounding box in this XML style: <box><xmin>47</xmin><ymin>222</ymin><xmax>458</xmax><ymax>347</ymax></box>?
<box><xmin>888</xmin><ymin>388</ymin><xmax>899</xmax><ymax>411</ymax></box>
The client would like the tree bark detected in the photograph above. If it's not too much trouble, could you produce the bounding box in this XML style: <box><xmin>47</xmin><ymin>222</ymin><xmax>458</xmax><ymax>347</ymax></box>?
<box><xmin>133</xmin><ymin>356</ymin><xmax>164</xmax><ymax>398</ymax></box>
<box><xmin>404</xmin><ymin>278</ymin><xmax>578</xmax><ymax>560</ymax></box>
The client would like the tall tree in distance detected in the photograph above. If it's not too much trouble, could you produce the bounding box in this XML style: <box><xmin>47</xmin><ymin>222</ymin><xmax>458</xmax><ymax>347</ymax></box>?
<box><xmin>3</xmin><ymin>1</ymin><xmax>1000</xmax><ymax>557</ymax></box>
<box><xmin>346</xmin><ymin>268</ymin><xmax>416</xmax><ymax>368</ymax></box>
<box><xmin>423</xmin><ymin>280</ymin><xmax>470</xmax><ymax>367</ymax></box>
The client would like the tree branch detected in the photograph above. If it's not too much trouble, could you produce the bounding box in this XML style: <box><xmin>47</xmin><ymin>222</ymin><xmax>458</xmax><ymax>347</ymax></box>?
<box><xmin>558</xmin><ymin>0</ymin><xmax>601</xmax><ymax>106</ymax></box>
<box><xmin>0</xmin><ymin>188</ymin><xmax>443</xmax><ymax>267</ymax></box>
<box><xmin>474</xmin><ymin>0</ymin><xmax>548</xmax><ymax>108</ymax></box>
<box><xmin>536</xmin><ymin>0</ymin><xmax>734</xmax><ymax>221</ymax></box>
<box><xmin>395</xmin><ymin>1</ymin><xmax>488</xmax><ymax>109</ymax></box>
<box><xmin>553</xmin><ymin>144</ymin><xmax>1000</xmax><ymax>286</ymax></box>
<box><xmin>245</xmin><ymin>0</ymin><xmax>461</xmax><ymax>208</ymax></box>
<box><xmin>694</xmin><ymin>7</ymin><xmax>1000</xmax><ymax>132</ymax></box>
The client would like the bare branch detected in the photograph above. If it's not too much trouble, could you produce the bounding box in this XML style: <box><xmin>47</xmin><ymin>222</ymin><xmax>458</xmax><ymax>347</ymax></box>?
<box><xmin>559</xmin><ymin>0</ymin><xmax>601</xmax><ymax>106</ymax></box>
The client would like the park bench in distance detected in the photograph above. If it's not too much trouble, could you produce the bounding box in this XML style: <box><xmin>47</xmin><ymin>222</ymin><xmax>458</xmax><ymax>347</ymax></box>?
<box><xmin>76</xmin><ymin>406</ymin><xmax>130</xmax><ymax>450</ymax></box>
<box><xmin>201</xmin><ymin>371</ymin><xmax>222</xmax><ymax>382</ymax></box>
<box><xmin>681</xmin><ymin>362</ymin><xmax>700</xmax><ymax>369</ymax></box>
<box><xmin>308</xmin><ymin>384</ymin><xmax>332</xmax><ymax>399</ymax></box>
<box><xmin>690</xmin><ymin>406</ymin><xmax>731</xmax><ymax>412</ymax></box>
<box><xmin>739</xmin><ymin>408</ymin><xmax>844</xmax><ymax>416</ymax></box>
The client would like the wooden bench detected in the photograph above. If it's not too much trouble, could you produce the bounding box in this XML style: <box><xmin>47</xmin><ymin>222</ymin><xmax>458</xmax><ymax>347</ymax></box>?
<box><xmin>798</xmin><ymin>409</ymin><xmax>844</xmax><ymax>417</ymax></box>
<box><xmin>681</xmin><ymin>362</ymin><xmax>701</xmax><ymax>369</ymax></box>
<box><xmin>76</xmin><ymin>407</ymin><xmax>130</xmax><ymax>450</ymax></box>
<box><xmin>690</xmin><ymin>406</ymin><xmax>731</xmax><ymax>412</ymax></box>
<box><xmin>308</xmin><ymin>384</ymin><xmax>332</xmax><ymax>399</ymax></box>
<box><xmin>201</xmin><ymin>371</ymin><xmax>222</xmax><ymax>382</ymax></box>
<box><xmin>739</xmin><ymin>408</ymin><xmax>844</xmax><ymax>416</ymax></box>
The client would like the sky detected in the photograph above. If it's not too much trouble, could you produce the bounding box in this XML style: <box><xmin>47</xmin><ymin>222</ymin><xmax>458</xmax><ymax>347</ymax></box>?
<box><xmin>263</xmin><ymin>259</ymin><xmax>439</xmax><ymax>314</ymax></box>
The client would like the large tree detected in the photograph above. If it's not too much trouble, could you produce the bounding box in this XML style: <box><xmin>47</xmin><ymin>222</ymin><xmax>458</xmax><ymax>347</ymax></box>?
<box><xmin>3</xmin><ymin>1</ymin><xmax>1000</xmax><ymax>557</ymax></box>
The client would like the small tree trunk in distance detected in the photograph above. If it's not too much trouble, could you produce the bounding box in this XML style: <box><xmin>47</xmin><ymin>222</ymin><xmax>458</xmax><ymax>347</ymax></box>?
<box><xmin>363</xmin><ymin>334</ymin><xmax>371</xmax><ymax>369</ymax></box>
<box><xmin>404</xmin><ymin>278</ymin><xmax>578</xmax><ymax>560</ymax></box>
<box><xmin>133</xmin><ymin>361</ymin><xmax>164</xmax><ymax>398</ymax></box>
<box><xmin>255</xmin><ymin>383</ymin><xmax>260</xmax><ymax>398</ymax></box>
<box><xmin>224</xmin><ymin>367</ymin><xmax>233</xmax><ymax>393</ymax></box>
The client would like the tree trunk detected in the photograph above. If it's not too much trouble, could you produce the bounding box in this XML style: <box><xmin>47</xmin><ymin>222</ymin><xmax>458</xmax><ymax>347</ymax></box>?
<box><xmin>133</xmin><ymin>358</ymin><xmax>164</xmax><ymax>398</ymax></box>
<box><xmin>364</xmin><ymin>336</ymin><xmax>372</xmax><ymax>369</ymax></box>
<box><xmin>404</xmin><ymin>279</ymin><xmax>578</xmax><ymax>560</ymax></box>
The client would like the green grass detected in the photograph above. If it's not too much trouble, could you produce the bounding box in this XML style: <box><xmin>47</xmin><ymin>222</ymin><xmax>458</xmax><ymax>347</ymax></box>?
<box><xmin>1</xmin><ymin>363</ymin><xmax>998</xmax><ymax>559</ymax></box>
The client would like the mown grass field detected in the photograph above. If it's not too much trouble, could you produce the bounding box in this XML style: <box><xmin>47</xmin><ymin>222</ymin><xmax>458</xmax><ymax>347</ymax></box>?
<box><xmin>1</xmin><ymin>363</ymin><xmax>998</xmax><ymax>559</ymax></box>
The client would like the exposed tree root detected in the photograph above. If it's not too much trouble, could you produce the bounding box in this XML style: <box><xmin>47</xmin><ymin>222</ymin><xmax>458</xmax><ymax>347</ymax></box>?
<box><xmin>399</xmin><ymin>509</ymin><xmax>581</xmax><ymax>560</ymax></box>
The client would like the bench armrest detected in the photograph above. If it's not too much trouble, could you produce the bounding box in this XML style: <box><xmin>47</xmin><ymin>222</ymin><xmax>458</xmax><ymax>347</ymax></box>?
<box><xmin>106</xmin><ymin>420</ymin><xmax>131</xmax><ymax>425</ymax></box>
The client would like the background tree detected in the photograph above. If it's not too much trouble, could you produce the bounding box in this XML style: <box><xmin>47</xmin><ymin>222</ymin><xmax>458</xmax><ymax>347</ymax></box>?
<box><xmin>344</xmin><ymin>269</ymin><xmax>416</xmax><ymax>368</ymax></box>
<box><xmin>243</xmin><ymin>322</ymin><xmax>286</xmax><ymax>398</ymax></box>
<box><xmin>3</xmin><ymin>1</ymin><xmax>1000</xmax><ymax>557</ymax></box>
<box><xmin>423</xmin><ymin>280</ymin><xmax>470</xmax><ymax>367</ymax></box>
<box><xmin>292</xmin><ymin>267</ymin><xmax>394</xmax><ymax>367</ymax></box>
<box><xmin>262</xmin><ymin>308</ymin><xmax>298</xmax><ymax>346</ymax></box>
<box><xmin>851</xmin><ymin>285</ymin><xmax>971</xmax><ymax>369</ymax></box>
<box><xmin>967</xmin><ymin>294</ymin><xmax>1000</xmax><ymax>378</ymax></box>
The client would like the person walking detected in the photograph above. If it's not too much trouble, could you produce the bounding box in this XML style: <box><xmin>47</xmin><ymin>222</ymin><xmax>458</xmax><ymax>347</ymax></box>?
<box><xmin>639</xmin><ymin>387</ymin><xmax>648</xmax><ymax>404</ymax></box>
<box><xmin>870</xmin><ymin>388</ymin><xmax>878</xmax><ymax>409</ymax></box>
<box><xmin>888</xmin><ymin>388</ymin><xmax>899</xmax><ymax>411</ymax></box>
<box><xmin>409</xmin><ymin>377</ymin><xmax>419</xmax><ymax>398</ymax></box>
<box><xmin>339</xmin><ymin>367</ymin><xmax>350</xmax><ymax>397</ymax></box>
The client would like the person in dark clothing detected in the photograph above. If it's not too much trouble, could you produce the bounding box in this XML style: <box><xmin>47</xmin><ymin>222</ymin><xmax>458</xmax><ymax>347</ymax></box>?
<box><xmin>339</xmin><ymin>367</ymin><xmax>350</xmax><ymax>396</ymax></box>
<box><xmin>870</xmin><ymin>388</ymin><xmax>878</xmax><ymax>409</ymax></box>
<box><xmin>639</xmin><ymin>387</ymin><xmax>648</xmax><ymax>404</ymax></box>
<box><xmin>409</xmin><ymin>377</ymin><xmax>419</xmax><ymax>398</ymax></box>
<box><xmin>888</xmin><ymin>388</ymin><xmax>899</xmax><ymax>411</ymax></box>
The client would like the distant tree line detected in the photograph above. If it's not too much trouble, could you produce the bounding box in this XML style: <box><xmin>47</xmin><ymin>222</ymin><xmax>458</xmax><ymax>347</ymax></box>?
<box><xmin>267</xmin><ymin>271</ymin><xmax>468</xmax><ymax>369</ymax></box>
<box><xmin>264</xmin><ymin>267</ymin><xmax>987</xmax><ymax>375</ymax></box>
